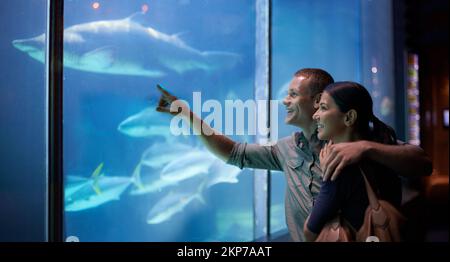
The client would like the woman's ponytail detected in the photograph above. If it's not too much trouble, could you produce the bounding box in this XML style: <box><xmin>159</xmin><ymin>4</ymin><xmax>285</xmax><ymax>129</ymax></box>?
<box><xmin>370</xmin><ymin>115</ymin><xmax>397</xmax><ymax>145</ymax></box>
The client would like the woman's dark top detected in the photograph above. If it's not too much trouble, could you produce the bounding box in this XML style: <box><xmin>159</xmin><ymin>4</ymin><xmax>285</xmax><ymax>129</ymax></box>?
<box><xmin>307</xmin><ymin>161</ymin><xmax>402</xmax><ymax>234</ymax></box>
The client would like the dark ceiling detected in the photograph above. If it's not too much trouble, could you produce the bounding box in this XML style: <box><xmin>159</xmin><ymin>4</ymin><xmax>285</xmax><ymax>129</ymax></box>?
<box><xmin>404</xmin><ymin>0</ymin><xmax>449</xmax><ymax>50</ymax></box>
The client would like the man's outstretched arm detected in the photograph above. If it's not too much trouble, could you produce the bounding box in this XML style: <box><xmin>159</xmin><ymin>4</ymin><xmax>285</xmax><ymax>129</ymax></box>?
<box><xmin>322</xmin><ymin>140</ymin><xmax>432</xmax><ymax>181</ymax></box>
<box><xmin>155</xmin><ymin>84</ymin><xmax>235</xmax><ymax>162</ymax></box>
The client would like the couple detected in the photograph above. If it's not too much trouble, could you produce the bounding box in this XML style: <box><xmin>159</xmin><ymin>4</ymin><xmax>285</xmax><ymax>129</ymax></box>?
<box><xmin>155</xmin><ymin>68</ymin><xmax>432</xmax><ymax>242</ymax></box>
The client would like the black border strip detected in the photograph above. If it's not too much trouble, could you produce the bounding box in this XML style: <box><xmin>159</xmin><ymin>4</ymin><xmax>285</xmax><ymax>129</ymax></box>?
<box><xmin>47</xmin><ymin>0</ymin><xmax>64</xmax><ymax>242</ymax></box>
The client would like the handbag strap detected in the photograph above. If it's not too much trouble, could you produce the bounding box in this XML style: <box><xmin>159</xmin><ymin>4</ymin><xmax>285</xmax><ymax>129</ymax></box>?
<box><xmin>359</xmin><ymin>166</ymin><xmax>380</xmax><ymax>211</ymax></box>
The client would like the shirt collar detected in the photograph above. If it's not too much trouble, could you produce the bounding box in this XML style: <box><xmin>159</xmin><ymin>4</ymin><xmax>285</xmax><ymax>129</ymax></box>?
<box><xmin>294</xmin><ymin>130</ymin><xmax>325</xmax><ymax>155</ymax></box>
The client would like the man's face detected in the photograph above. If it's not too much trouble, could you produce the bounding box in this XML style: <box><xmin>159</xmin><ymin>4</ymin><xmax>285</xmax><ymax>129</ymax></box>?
<box><xmin>282</xmin><ymin>76</ymin><xmax>317</xmax><ymax>128</ymax></box>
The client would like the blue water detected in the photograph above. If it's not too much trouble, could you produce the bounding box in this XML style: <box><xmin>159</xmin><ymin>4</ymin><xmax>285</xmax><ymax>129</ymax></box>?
<box><xmin>0</xmin><ymin>0</ymin><xmax>48</xmax><ymax>241</ymax></box>
<box><xmin>61</xmin><ymin>0</ymin><xmax>256</xmax><ymax>242</ymax></box>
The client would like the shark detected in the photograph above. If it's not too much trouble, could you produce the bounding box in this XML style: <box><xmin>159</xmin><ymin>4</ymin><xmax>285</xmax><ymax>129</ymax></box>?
<box><xmin>129</xmin><ymin>143</ymin><xmax>241</xmax><ymax>195</ymax></box>
<box><xmin>204</xmin><ymin>159</ymin><xmax>242</xmax><ymax>188</ymax></box>
<box><xmin>128</xmin><ymin>163</ymin><xmax>176</xmax><ymax>195</ymax></box>
<box><xmin>139</xmin><ymin>142</ymin><xmax>194</xmax><ymax>169</ymax></box>
<box><xmin>146</xmin><ymin>180</ymin><xmax>206</xmax><ymax>224</ymax></box>
<box><xmin>12</xmin><ymin>12</ymin><xmax>240</xmax><ymax>77</ymax></box>
<box><xmin>65</xmin><ymin>163</ymin><xmax>133</xmax><ymax>212</ymax></box>
<box><xmin>117</xmin><ymin>107</ymin><xmax>175</xmax><ymax>139</ymax></box>
<box><xmin>160</xmin><ymin>149</ymin><xmax>216</xmax><ymax>183</ymax></box>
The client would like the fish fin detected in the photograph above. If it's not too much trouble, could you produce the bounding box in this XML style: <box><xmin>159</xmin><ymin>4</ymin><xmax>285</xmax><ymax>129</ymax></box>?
<box><xmin>196</xmin><ymin>180</ymin><xmax>207</xmax><ymax>205</ymax></box>
<box><xmin>126</xmin><ymin>11</ymin><xmax>147</xmax><ymax>24</ymax></box>
<box><xmin>171</xmin><ymin>31</ymin><xmax>190</xmax><ymax>40</ymax></box>
<box><xmin>197</xmin><ymin>194</ymin><xmax>206</xmax><ymax>205</ymax></box>
<box><xmin>81</xmin><ymin>46</ymin><xmax>116</xmax><ymax>68</ymax></box>
<box><xmin>131</xmin><ymin>163</ymin><xmax>144</xmax><ymax>190</ymax></box>
<box><xmin>91</xmin><ymin>163</ymin><xmax>104</xmax><ymax>195</ymax></box>
<box><xmin>92</xmin><ymin>184</ymin><xmax>102</xmax><ymax>195</ymax></box>
<box><xmin>91</xmin><ymin>162</ymin><xmax>104</xmax><ymax>179</ymax></box>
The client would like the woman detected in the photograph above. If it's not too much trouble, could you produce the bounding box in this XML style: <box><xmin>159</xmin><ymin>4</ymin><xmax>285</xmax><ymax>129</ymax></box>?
<box><xmin>304</xmin><ymin>81</ymin><xmax>402</xmax><ymax>241</ymax></box>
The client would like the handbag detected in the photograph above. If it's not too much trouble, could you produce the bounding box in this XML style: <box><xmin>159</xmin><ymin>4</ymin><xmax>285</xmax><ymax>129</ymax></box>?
<box><xmin>315</xmin><ymin>214</ymin><xmax>355</xmax><ymax>242</ymax></box>
<box><xmin>315</xmin><ymin>166</ymin><xmax>406</xmax><ymax>242</ymax></box>
<box><xmin>355</xmin><ymin>167</ymin><xmax>406</xmax><ymax>242</ymax></box>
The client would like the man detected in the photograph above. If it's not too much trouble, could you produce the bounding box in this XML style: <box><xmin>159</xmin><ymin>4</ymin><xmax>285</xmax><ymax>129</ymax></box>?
<box><xmin>156</xmin><ymin>68</ymin><xmax>432</xmax><ymax>241</ymax></box>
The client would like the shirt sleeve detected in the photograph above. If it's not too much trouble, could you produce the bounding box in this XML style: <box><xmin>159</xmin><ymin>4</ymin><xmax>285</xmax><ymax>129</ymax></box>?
<box><xmin>306</xmin><ymin>178</ymin><xmax>341</xmax><ymax>234</ymax></box>
<box><xmin>226</xmin><ymin>142</ymin><xmax>283</xmax><ymax>171</ymax></box>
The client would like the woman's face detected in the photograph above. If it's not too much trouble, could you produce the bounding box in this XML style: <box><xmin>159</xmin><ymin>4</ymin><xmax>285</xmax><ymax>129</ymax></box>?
<box><xmin>312</xmin><ymin>92</ymin><xmax>347</xmax><ymax>141</ymax></box>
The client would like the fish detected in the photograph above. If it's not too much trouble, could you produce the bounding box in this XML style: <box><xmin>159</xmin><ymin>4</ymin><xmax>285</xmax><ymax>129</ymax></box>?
<box><xmin>160</xmin><ymin>150</ymin><xmax>216</xmax><ymax>183</ymax></box>
<box><xmin>204</xmin><ymin>159</ymin><xmax>242</xmax><ymax>188</ymax></box>
<box><xmin>117</xmin><ymin>107</ymin><xmax>174</xmax><ymax>139</ymax></box>
<box><xmin>65</xmin><ymin>163</ymin><xmax>132</xmax><ymax>212</ymax></box>
<box><xmin>139</xmin><ymin>142</ymin><xmax>194</xmax><ymax>169</ymax></box>
<box><xmin>65</xmin><ymin>162</ymin><xmax>105</xmax><ymax>199</ymax></box>
<box><xmin>130</xmin><ymin>142</ymin><xmax>210</xmax><ymax>195</ymax></box>
<box><xmin>65</xmin><ymin>175</ymin><xmax>91</xmax><ymax>197</ymax></box>
<box><xmin>129</xmin><ymin>163</ymin><xmax>176</xmax><ymax>195</ymax></box>
<box><xmin>130</xmin><ymin>176</ymin><xmax>176</xmax><ymax>195</ymax></box>
<box><xmin>146</xmin><ymin>181</ymin><xmax>205</xmax><ymax>224</ymax></box>
<box><xmin>132</xmin><ymin>143</ymin><xmax>241</xmax><ymax>193</ymax></box>
<box><xmin>12</xmin><ymin>12</ymin><xmax>240</xmax><ymax>77</ymax></box>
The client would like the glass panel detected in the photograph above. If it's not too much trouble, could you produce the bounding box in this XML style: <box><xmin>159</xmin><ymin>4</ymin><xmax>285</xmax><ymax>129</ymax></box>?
<box><xmin>0</xmin><ymin>0</ymin><xmax>47</xmax><ymax>241</ymax></box>
<box><xmin>62</xmin><ymin>0</ymin><xmax>255</xmax><ymax>241</ymax></box>
<box><xmin>361</xmin><ymin>0</ymin><xmax>395</xmax><ymax>126</ymax></box>
<box><xmin>271</xmin><ymin>0</ymin><xmax>395</xmax><ymax>238</ymax></box>
<box><xmin>272</xmin><ymin>0</ymin><xmax>362</xmax><ymax>148</ymax></box>
<box><xmin>271</xmin><ymin>0</ymin><xmax>365</xmax><ymax>237</ymax></box>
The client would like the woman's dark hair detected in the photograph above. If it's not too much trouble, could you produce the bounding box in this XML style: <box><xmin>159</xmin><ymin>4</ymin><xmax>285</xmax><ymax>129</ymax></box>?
<box><xmin>324</xmin><ymin>81</ymin><xmax>397</xmax><ymax>145</ymax></box>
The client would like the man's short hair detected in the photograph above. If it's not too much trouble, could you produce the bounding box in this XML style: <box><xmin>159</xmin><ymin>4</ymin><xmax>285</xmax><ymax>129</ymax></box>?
<box><xmin>294</xmin><ymin>68</ymin><xmax>334</xmax><ymax>96</ymax></box>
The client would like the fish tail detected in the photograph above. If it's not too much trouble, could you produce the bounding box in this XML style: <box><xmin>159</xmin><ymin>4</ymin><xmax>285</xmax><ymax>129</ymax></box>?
<box><xmin>195</xmin><ymin>180</ymin><xmax>207</xmax><ymax>205</ymax></box>
<box><xmin>131</xmin><ymin>163</ymin><xmax>144</xmax><ymax>189</ymax></box>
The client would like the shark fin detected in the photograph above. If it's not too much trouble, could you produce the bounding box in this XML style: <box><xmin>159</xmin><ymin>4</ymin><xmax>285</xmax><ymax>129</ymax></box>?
<box><xmin>197</xmin><ymin>194</ymin><xmax>206</xmax><ymax>205</ymax></box>
<box><xmin>126</xmin><ymin>11</ymin><xmax>148</xmax><ymax>25</ymax></box>
<box><xmin>195</xmin><ymin>180</ymin><xmax>207</xmax><ymax>205</ymax></box>
<box><xmin>171</xmin><ymin>31</ymin><xmax>189</xmax><ymax>40</ymax></box>
<box><xmin>81</xmin><ymin>46</ymin><xmax>116</xmax><ymax>68</ymax></box>
<box><xmin>131</xmin><ymin>163</ymin><xmax>144</xmax><ymax>190</ymax></box>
